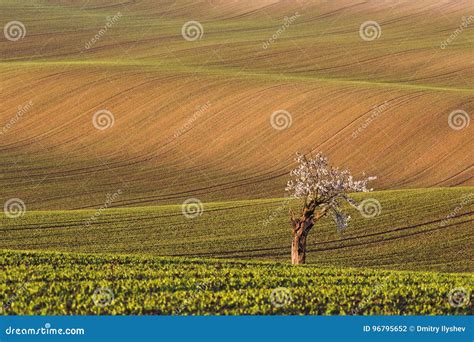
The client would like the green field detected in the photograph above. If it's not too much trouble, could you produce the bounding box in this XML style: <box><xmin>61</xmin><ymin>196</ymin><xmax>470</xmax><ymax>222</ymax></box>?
<box><xmin>2</xmin><ymin>188</ymin><xmax>472</xmax><ymax>314</ymax></box>
<box><xmin>1</xmin><ymin>249</ymin><xmax>472</xmax><ymax>315</ymax></box>
<box><xmin>1</xmin><ymin>188</ymin><xmax>472</xmax><ymax>272</ymax></box>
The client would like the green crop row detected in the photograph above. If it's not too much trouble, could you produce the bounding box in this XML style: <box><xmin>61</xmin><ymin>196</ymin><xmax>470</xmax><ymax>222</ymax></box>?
<box><xmin>1</xmin><ymin>249</ymin><xmax>472</xmax><ymax>315</ymax></box>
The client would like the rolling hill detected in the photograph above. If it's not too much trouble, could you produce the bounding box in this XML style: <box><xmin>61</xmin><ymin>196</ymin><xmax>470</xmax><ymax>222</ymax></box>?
<box><xmin>0</xmin><ymin>0</ymin><xmax>472</xmax><ymax>210</ymax></box>
<box><xmin>1</xmin><ymin>188</ymin><xmax>472</xmax><ymax>272</ymax></box>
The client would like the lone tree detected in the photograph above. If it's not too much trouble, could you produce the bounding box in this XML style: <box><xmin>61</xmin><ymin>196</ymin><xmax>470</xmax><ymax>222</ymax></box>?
<box><xmin>286</xmin><ymin>152</ymin><xmax>376</xmax><ymax>265</ymax></box>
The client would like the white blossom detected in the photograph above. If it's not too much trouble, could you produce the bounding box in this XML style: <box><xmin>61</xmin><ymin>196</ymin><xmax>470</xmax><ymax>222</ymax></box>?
<box><xmin>286</xmin><ymin>152</ymin><xmax>376</xmax><ymax>231</ymax></box>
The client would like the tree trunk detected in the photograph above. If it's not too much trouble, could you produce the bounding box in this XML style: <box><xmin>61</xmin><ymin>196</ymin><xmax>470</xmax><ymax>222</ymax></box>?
<box><xmin>291</xmin><ymin>233</ymin><xmax>307</xmax><ymax>265</ymax></box>
<box><xmin>291</xmin><ymin>217</ymin><xmax>313</xmax><ymax>265</ymax></box>
<box><xmin>290</xmin><ymin>205</ymin><xmax>328</xmax><ymax>265</ymax></box>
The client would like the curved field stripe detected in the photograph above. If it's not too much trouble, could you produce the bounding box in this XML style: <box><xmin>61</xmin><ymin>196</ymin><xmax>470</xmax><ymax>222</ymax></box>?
<box><xmin>1</xmin><ymin>188</ymin><xmax>472</xmax><ymax>272</ymax></box>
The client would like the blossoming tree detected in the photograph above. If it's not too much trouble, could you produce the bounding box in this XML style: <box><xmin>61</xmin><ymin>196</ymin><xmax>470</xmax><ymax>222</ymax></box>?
<box><xmin>286</xmin><ymin>153</ymin><xmax>376</xmax><ymax>265</ymax></box>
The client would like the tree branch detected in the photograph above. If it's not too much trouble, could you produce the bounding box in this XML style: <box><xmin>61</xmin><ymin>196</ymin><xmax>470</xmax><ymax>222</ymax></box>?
<box><xmin>289</xmin><ymin>209</ymin><xmax>298</xmax><ymax>227</ymax></box>
<box><xmin>313</xmin><ymin>206</ymin><xmax>329</xmax><ymax>222</ymax></box>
